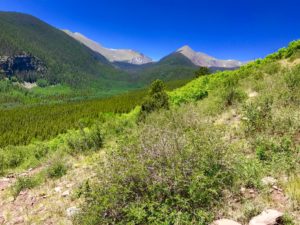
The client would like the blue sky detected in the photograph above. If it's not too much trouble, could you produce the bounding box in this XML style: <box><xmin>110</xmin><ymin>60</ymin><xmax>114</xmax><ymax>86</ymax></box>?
<box><xmin>0</xmin><ymin>0</ymin><xmax>299</xmax><ymax>61</ymax></box>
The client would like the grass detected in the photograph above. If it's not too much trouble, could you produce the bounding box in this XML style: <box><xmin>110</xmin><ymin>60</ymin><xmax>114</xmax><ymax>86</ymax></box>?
<box><xmin>286</xmin><ymin>176</ymin><xmax>300</xmax><ymax>207</ymax></box>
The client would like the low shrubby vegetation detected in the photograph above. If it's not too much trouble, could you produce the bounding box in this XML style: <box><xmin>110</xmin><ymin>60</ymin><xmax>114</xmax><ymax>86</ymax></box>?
<box><xmin>11</xmin><ymin>174</ymin><xmax>43</xmax><ymax>198</ymax></box>
<box><xmin>73</xmin><ymin>40</ymin><xmax>300</xmax><ymax>224</ymax></box>
<box><xmin>46</xmin><ymin>159</ymin><xmax>68</xmax><ymax>179</ymax></box>
<box><xmin>1</xmin><ymin>40</ymin><xmax>300</xmax><ymax>224</ymax></box>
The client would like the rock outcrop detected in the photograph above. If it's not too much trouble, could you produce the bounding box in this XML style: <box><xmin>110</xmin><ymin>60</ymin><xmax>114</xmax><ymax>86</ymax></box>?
<box><xmin>249</xmin><ymin>209</ymin><xmax>283</xmax><ymax>225</ymax></box>
<box><xmin>0</xmin><ymin>53</ymin><xmax>46</xmax><ymax>76</ymax></box>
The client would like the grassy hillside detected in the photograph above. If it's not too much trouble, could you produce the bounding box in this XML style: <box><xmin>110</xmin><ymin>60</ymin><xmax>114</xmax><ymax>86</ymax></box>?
<box><xmin>0</xmin><ymin>40</ymin><xmax>299</xmax><ymax>224</ymax></box>
<box><xmin>72</xmin><ymin>40</ymin><xmax>300</xmax><ymax>224</ymax></box>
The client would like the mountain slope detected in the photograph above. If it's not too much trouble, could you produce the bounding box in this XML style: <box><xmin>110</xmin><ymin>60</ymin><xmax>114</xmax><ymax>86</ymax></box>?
<box><xmin>114</xmin><ymin>47</ymin><xmax>243</xmax><ymax>84</ymax></box>
<box><xmin>114</xmin><ymin>52</ymin><xmax>198</xmax><ymax>83</ymax></box>
<box><xmin>63</xmin><ymin>30</ymin><xmax>152</xmax><ymax>65</ymax></box>
<box><xmin>177</xmin><ymin>45</ymin><xmax>243</xmax><ymax>68</ymax></box>
<box><xmin>0</xmin><ymin>12</ymin><xmax>131</xmax><ymax>88</ymax></box>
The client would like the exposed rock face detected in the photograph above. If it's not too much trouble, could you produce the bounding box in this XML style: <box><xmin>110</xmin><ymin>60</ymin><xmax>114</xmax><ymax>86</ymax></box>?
<box><xmin>63</xmin><ymin>30</ymin><xmax>153</xmax><ymax>65</ymax></box>
<box><xmin>211</xmin><ymin>219</ymin><xmax>242</xmax><ymax>225</ymax></box>
<box><xmin>177</xmin><ymin>45</ymin><xmax>243</xmax><ymax>68</ymax></box>
<box><xmin>249</xmin><ymin>209</ymin><xmax>283</xmax><ymax>225</ymax></box>
<box><xmin>0</xmin><ymin>53</ymin><xmax>46</xmax><ymax>76</ymax></box>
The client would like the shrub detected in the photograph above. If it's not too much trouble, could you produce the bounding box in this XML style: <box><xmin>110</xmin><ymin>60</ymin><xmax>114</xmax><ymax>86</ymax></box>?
<box><xmin>235</xmin><ymin>156</ymin><xmax>263</xmax><ymax>188</ymax></box>
<box><xmin>36</xmin><ymin>78</ymin><xmax>49</xmax><ymax>87</ymax></box>
<box><xmin>217</xmin><ymin>73</ymin><xmax>246</xmax><ymax>106</ymax></box>
<box><xmin>254</xmin><ymin>137</ymin><xmax>293</xmax><ymax>162</ymax></box>
<box><xmin>11</xmin><ymin>176</ymin><xmax>40</xmax><ymax>197</ymax></box>
<box><xmin>139</xmin><ymin>80</ymin><xmax>169</xmax><ymax>121</ymax></box>
<box><xmin>194</xmin><ymin>66</ymin><xmax>210</xmax><ymax>78</ymax></box>
<box><xmin>4</xmin><ymin>147</ymin><xmax>25</xmax><ymax>168</ymax></box>
<box><xmin>284</xmin><ymin>67</ymin><xmax>300</xmax><ymax>91</ymax></box>
<box><xmin>66</xmin><ymin>124</ymin><xmax>103</xmax><ymax>154</ymax></box>
<box><xmin>33</xmin><ymin>144</ymin><xmax>50</xmax><ymax>160</ymax></box>
<box><xmin>75</xmin><ymin>108</ymin><xmax>236</xmax><ymax>224</ymax></box>
<box><xmin>221</xmin><ymin>87</ymin><xmax>246</xmax><ymax>106</ymax></box>
<box><xmin>283</xmin><ymin>67</ymin><xmax>300</xmax><ymax>103</ymax></box>
<box><xmin>242</xmin><ymin>97</ymin><xmax>273</xmax><ymax>134</ymax></box>
<box><xmin>47</xmin><ymin>160</ymin><xmax>68</xmax><ymax>178</ymax></box>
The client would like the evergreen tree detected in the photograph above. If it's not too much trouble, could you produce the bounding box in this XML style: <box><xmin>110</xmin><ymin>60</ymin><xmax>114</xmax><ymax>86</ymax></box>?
<box><xmin>139</xmin><ymin>79</ymin><xmax>169</xmax><ymax>121</ymax></box>
<box><xmin>194</xmin><ymin>66</ymin><xmax>210</xmax><ymax>78</ymax></box>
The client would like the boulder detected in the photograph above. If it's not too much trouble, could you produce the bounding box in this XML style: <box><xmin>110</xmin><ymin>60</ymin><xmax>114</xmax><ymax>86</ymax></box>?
<box><xmin>211</xmin><ymin>219</ymin><xmax>242</xmax><ymax>225</ymax></box>
<box><xmin>249</xmin><ymin>209</ymin><xmax>283</xmax><ymax>225</ymax></box>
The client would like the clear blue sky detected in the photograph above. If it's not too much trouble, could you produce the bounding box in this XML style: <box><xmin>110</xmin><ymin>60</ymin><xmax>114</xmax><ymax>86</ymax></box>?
<box><xmin>0</xmin><ymin>0</ymin><xmax>299</xmax><ymax>61</ymax></box>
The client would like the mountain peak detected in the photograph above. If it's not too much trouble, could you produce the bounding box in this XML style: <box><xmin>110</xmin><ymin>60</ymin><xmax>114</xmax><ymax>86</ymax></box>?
<box><xmin>177</xmin><ymin>45</ymin><xmax>194</xmax><ymax>53</ymax></box>
<box><xmin>176</xmin><ymin>45</ymin><xmax>242</xmax><ymax>68</ymax></box>
<box><xmin>63</xmin><ymin>30</ymin><xmax>152</xmax><ymax>65</ymax></box>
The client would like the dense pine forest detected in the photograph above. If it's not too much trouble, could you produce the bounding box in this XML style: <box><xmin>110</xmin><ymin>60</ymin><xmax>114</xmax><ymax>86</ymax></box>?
<box><xmin>0</xmin><ymin>78</ymin><xmax>191</xmax><ymax>147</ymax></box>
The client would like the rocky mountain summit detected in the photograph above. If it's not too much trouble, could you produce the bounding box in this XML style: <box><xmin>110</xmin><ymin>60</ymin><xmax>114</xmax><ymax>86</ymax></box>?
<box><xmin>63</xmin><ymin>30</ymin><xmax>153</xmax><ymax>65</ymax></box>
<box><xmin>177</xmin><ymin>45</ymin><xmax>243</xmax><ymax>68</ymax></box>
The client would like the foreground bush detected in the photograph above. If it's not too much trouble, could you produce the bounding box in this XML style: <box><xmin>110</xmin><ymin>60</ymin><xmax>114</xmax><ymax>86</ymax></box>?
<box><xmin>75</xmin><ymin>107</ymin><xmax>237</xmax><ymax>224</ymax></box>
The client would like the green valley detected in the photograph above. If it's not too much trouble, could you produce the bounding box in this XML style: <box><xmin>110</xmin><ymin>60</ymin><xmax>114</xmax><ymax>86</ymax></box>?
<box><xmin>0</xmin><ymin>6</ymin><xmax>299</xmax><ymax>225</ymax></box>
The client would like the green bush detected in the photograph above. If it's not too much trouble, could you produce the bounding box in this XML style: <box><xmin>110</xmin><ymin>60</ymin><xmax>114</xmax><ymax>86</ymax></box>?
<box><xmin>47</xmin><ymin>160</ymin><xmax>67</xmax><ymax>178</ymax></box>
<box><xmin>242</xmin><ymin>97</ymin><xmax>273</xmax><ymax>134</ymax></box>
<box><xmin>255</xmin><ymin>137</ymin><xmax>293</xmax><ymax>162</ymax></box>
<box><xmin>66</xmin><ymin>124</ymin><xmax>103</xmax><ymax>154</ymax></box>
<box><xmin>11</xmin><ymin>176</ymin><xmax>40</xmax><ymax>197</ymax></box>
<box><xmin>36</xmin><ymin>79</ymin><xmax>49</xmax><ymax>87</ymax></box>
<box><xmin>194</xmin><ymin>66</ymin><xmax>210</xmax><ymax>78</ymax></box>
<box><xmin>139</xmin><ymin>80</ymin><xmax>169</xmax><ymax>121</ymax></box>
<box><xmin>75</xmin><ymin>108</ymin><xmax>235</xmax><ymax>224</ymax></box>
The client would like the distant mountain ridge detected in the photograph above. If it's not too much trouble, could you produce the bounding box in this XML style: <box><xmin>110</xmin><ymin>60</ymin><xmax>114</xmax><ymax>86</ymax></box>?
<box><xmin>177</xmin><ymin>45</ymin><xmax>243</xmax><ymax>68</ymax></box>
<box><xmin>63</xmin><ymin>30</ymin><xmax>153</xmax><ymax>65</ymax></box>
<box><xmin>64</xmin><ymin>30</ymin><xmax>243</xmax><ymax>69</ymax></box>
<box><xmin>0</xmin><ymin>11</ymin><xmax>243</xmax><ymax>96</ymax></box>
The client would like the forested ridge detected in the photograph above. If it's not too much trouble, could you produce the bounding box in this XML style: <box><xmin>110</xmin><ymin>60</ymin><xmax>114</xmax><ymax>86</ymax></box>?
<box><xmin>0</xmin><ymin>12</ymin><xmax>132</xmax><ymax>88</ymax></box>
